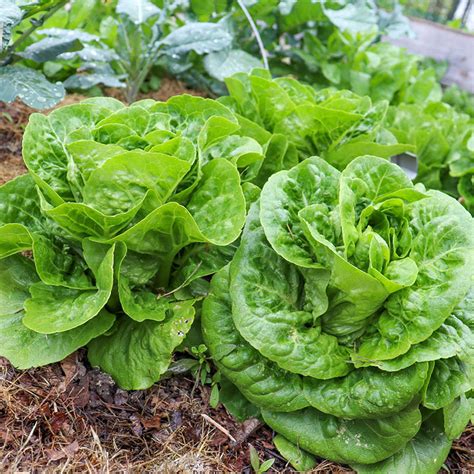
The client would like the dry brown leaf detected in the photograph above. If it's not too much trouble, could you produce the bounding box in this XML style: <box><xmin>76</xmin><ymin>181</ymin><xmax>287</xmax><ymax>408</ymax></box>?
<box><xmin>129</xmin><ymin>414</ymin><xmax>143</xmax><ymax>437</ymax></box>
<box><xmin>140</xmin><ymin>415</ymin><xmax>162</xmax><ymax>430</ymax></box>
<box><xmin>64</xmin><ymin>375</ymin><xmax>90</xmax><ymax>409</ymax></box>
<box><xmin>233</xmin><ymin>418</ymin><xmax>262</xmax><ymax>445</ymax></box>
<box><xmin>60</xmin><ymin>353</ymin><xmax>78</xmax><ymax>387</ymax></box>
<box><xmin>49</xmin><ymin>412</ymin><xmax>69</xmax><ymax>434</ymax></box>
<box><xmin>46</xmin><ymin>440</ymin><xmax>80</xmax><ymax>461</ymax></box>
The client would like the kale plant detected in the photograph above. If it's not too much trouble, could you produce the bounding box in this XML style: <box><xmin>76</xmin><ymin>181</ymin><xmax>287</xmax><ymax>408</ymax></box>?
<box><xmin>0</xmin><ymin>0</ymin><xmax>249</xmax><ymax>106</ymax></box>
<box><xmin>97</xmin><ymin>0</ymin><xmax>237</xmax><ymax>102</ymax></box>
<box><xmin>0</xmin><ymin>0</ymin><xmax>68</xmax><ymax>108</ymax></box>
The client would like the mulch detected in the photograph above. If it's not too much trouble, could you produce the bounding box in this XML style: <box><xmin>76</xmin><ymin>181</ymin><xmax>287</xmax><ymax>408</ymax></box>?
<box><xmin>0</xmin><ymin>352</ymin><xmax>289</xmax><ymax>472</ymax></box>
<box><xmin>0</xmin><ymin>78</ymin><xmax>472</xmax><ymax>473</ymax></box>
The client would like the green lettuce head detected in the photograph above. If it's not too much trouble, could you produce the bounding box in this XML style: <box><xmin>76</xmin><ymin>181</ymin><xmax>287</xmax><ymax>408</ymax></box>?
<box><xmin>202</xmin><ymin>155</ymin><xmax>474</xmax><ymax>472</ymax></box>
<box><xmin>221</xmin><ymin>68</ymin><xmax>414</xmax><ymax>170</ymax></box>
<box><xmin>0</xmin><ymin>95</ymin><xmax>256</xmax><ymax>389</ymax></box>
<box><xmin>388</xmin><ymin>101</ymin><xmax>474</xmax><ymax>215</ymax></box>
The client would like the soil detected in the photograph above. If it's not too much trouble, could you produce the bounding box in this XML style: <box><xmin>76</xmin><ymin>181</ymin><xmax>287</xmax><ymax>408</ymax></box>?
<box><xmin>0</xmin><ymin>352</ymin><xmax>293</xmax><ymax>472</ymax></box>
<box><xmin>0</xmin><ymin>100</ymin><xmax>28</xmax><ymax>185</ymax></box>
<box><xmin>0</xmin><ymin>78</ymin><xmax>472</xmax><ymax>473</ymax></box>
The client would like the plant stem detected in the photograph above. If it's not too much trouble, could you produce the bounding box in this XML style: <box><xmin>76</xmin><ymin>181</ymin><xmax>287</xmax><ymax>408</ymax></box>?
<box><xmin>126</xmin><ymin>45</ymin><xmax>164</xmax><ymax>103</ymax></box>
<box><xmin>23</xmin><ymin>0</ymin><xmax>61</xmax><ymax>19</ymax></box>
<box><xmin>155</xmin><ymin>256</ymin><xmax>174</xmax><ymax>290</ymax></box>
<box><xmin>236</xmin><ymin>0</ymin><xmax>269</xmax><ymax>70</ymax></box>
<box><xmin>121</xmin><ymin>20</ymin><xmax>163</xmax><ymax>103</ymax></box>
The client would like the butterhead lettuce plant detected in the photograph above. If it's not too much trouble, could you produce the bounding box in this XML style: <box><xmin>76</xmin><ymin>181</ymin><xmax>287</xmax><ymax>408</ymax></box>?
<box><xmin>220</xmin><ymin>69</ymin><xmax>414</xmax><ymax>170</ymax></box>
<box><xmin>388</xmin><ymin>101</ymin><xmax>474</xmax><ymax>215</ymax></box>
<box><xmin>0</xmin><ymin>94</ymin><xmax>258</xmax><ymax>389</ymax></box>
<box><xmin>202</xmin><ymin>155</ymin><xmax>474</xmax><ymax>472</ymax></box>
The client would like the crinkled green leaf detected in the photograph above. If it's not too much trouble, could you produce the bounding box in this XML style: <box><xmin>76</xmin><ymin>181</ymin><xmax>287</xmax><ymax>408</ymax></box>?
<box><xmin>443</xmin><ymin>394</ymin><xmax>473</xmax><ymax>440</ymax></box>
<box><xmin>203</xmin><ymin>135</ymin><xmax>263</xmax><ymax>169</ymax></box>
<box><xmin>116</xmin><ymin>247</ymin><xmax>181</xmax><ymax>323</ymax></box>
<box><xmin>304</xmin><ymin>363</ymin><xmax>429</xmax><ymax>419</ymax></box>
<box><xmin>0</xmin><ymin>255</ymin><xmax>38</xmax><ymax>315</ymax></box>
<box><xmin>31</xmin><ymin>232</ymin><xmax>94</xmax><ymax>289</ymax></box>
<box><xmin>186</xmin><ymin>159</ymin><xmax>245</xmax><ymax>243</ymax></box>
<box><xmin>261</xmin><ymin>157</ymin><xmax>391</xmax><ymax>337</ymax></box>
<box><xmin>230</xmin><ymin>205</ymin><xmax>351</xmax><ymax>379</ymax></box>
<box><xmin>249</xmin><ymin>75</ymin><xmax>296</xmax><ymax>130</ymax></box>
<box><xmin>96</xmin><ymin>105</ymin><xmax>168</xmax><ymax>137</ymax></box>
<box><xmin>202</xmin><ymin>265</ymin><xmax>308</xmax><ymax>411</ymax></box>
<box><xmin>219</xmin><ymin>376</ymin><xmax>261</xmax><ymax>422</ymax></box>
<box><xmin>109</xmin><ymin>159</ymin><xmax>245</xmax><ymax>268</ymax></box>
<box><xmin>0</xmin><ymin>223</ymin><xmax>33</xmax><ymax>259</ymax></box>
<box><xmin>423</xmin><ymin>357</ymin><xmax>471</xmax><ymax>410</ymax></box>
<box><xmin>0</xmin><ymin>174</ymin><xmax>48</xmax><ymax>233</ymax></box>
<box><xmin>356</xmin><ymin>192</ymin><xmax>474</xmax><ymax>362</ymax></box>
<box><xmin>43</xmin><ymin>198</ymin><xmax>143</xmax><ymax>239</ymax></box>
<box><xmin>260</xmin><ymin>157</ymin><xmax>340</xmax><ymax>268</ymax></box>
<box><xmin>365</xmin><ymin>290</ymin><xmax>474</xmax><ymax>371</ymax></box>
<box><xmin>66</xmin><ymin>140</ymin><xmax>124</xmax><ymax>181</ymax></box>
<box><xmin>0</xmin><ymin>310</ymin><xmax>115</xmax><ymax>369</ymax></box>
<box><xmin>172</xmin><ymin>242</ymin><xmax>237</xmax><ymax>289</ymax></box>
<box><xmin>157</xmin><ymin>95</ymin><xmax>236</xmax><ymax>142</ymax></box>
<box><xmin>0</xmin><ymin>250</ymin><xmax>115</xmax><ymax>368</ymax></box>
<box><xmin>88</xmin><ymin>301</ymin><xmax>195</xmax><ymax>390</ymax></box>
<box><xmin>251</xmin><ymin>134</ymin><xmax>297</xmax><ymax>187</ymax></box>
<box><xmin>83</xmin><ymin>151</ymin><xmax>190</xmax><ymax>215</ymax></box>
<box><xmin>353</xmin><ymin>414</ymin><xmax>451</xmax><ymax>474</ymax></box>
<box><xmin>23</xmin><ymin>242</ymin><xmax>115</xmax><ymax>333</ymax></box>
<box><xmin>262</xmin><ymin>405</ymin><xmax>421</xmax><ymax>465</ymax></box>
<box><xmin>0</xmin><ymin>175</ymin><xmax>92</xmax><ymax>289</ymax></box>
<box><xmin>23</xmin><ymin>102</ymin><xmax>123</xmax><ymax>198</ymax></box>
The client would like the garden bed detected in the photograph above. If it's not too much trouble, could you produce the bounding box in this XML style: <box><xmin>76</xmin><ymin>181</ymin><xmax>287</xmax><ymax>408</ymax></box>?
<box><xmin>1</xmin><ymin>354</ymin><xmax>472</xmax><ymax>472</ymax></box>
<box><xmin>0</xmin><ymin>79</ymin><xmax>472</xmax><ymax>473</ymax></box>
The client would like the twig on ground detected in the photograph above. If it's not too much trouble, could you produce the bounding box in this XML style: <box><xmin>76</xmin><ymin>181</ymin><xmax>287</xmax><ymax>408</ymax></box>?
<box><xmin>201</xmin><ymin>414</ymin><xmax>237</xmax><ymax>443</ymax></box>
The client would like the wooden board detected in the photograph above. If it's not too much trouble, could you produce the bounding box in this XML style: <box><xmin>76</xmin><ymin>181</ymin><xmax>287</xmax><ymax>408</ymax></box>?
<box><xmin>384</xmin><ymin>17</ymin><xmax>474</xmax><ymax>93</ymax></box>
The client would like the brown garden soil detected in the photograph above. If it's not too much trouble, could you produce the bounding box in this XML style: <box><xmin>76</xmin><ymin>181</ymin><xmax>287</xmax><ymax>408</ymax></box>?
<box><xmin>0</xmin><ymin>78</ymin><xmax>472</xmax><ymax>473</ymax></box>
